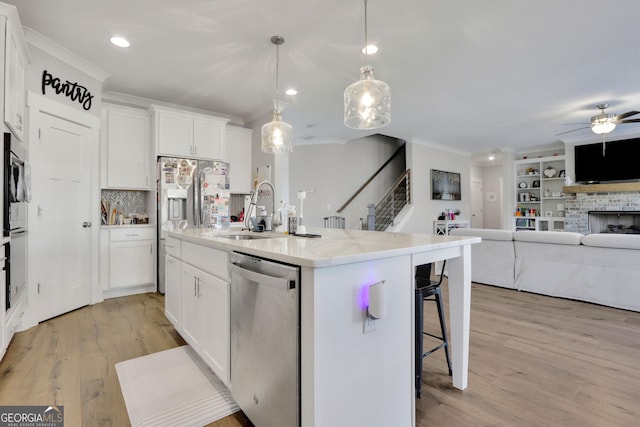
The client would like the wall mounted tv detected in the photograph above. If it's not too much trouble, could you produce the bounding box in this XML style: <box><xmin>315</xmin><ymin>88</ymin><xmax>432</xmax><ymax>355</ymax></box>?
<box><xmin>574</xmin><ymin>138</ymin><xmax>640</xmax><ymax>183</ymax></box>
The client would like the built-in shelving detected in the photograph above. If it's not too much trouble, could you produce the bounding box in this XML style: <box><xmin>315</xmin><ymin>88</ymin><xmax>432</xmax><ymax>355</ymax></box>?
<box><xmin>514</xmin><ymin>155</ymin><xmax>566</xmax><ymax>231</ymax></box>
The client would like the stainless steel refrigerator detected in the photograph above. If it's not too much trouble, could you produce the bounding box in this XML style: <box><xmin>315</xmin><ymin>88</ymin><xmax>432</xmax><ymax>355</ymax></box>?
<box><xmin>157</xmin><ymin>157</ymin><xmax>230</xmax><ymax>293</ymax></box>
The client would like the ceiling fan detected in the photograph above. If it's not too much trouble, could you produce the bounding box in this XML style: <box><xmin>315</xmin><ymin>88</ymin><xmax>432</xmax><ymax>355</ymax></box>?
<box><xmin>557</xmin><ymin>103</ymin><xmax>640</xmax><ymax>154</ymax></box>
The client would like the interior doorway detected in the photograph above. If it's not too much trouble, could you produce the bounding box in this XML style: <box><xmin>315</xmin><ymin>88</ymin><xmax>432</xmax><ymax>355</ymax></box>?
<box><xmin>26</xmin><ymin>94</ymin><xmax>100</xmax><ymax>324</ymax></box>
<box><xmin>471</xmin><ymin>179</ymin><xmax>484</xmax><ymax>228</ymax></box>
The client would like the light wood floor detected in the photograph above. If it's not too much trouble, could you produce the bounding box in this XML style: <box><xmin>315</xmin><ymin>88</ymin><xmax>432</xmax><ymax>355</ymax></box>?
<box><xmin>0</xmin><ymin>285</ymin><xmax>638</xmax><ymax>426</ymax></box>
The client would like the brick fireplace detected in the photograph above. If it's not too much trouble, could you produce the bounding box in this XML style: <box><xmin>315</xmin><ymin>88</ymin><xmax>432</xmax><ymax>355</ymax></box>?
<box><xmin>563</xmin><ymin>183</ymin><xmax>640</xmax><ymax>234</ymax></box>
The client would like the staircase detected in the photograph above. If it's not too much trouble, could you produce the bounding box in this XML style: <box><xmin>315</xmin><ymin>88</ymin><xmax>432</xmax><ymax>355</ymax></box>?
<box><xmin>371</xmin><ymin>169</ymin><xmax>411</xmax><ymax>231</ymax></box>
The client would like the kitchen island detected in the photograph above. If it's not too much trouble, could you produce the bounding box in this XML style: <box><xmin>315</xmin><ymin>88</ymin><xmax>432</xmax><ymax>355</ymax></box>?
<box><xmin>167</xmin><ymin>227</ymin><xmax>479</xmax><ymax>427</ymax></box>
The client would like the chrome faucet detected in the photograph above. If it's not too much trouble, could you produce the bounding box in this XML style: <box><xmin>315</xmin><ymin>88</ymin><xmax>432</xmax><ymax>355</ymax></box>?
<box><xmin>246</xmin><ymin>180</ymin><xmax>281</xmax><ymax>231</ymax></box>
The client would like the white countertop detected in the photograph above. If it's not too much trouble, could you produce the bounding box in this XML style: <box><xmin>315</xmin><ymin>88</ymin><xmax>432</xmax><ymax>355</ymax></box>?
<box><xmin>168</xmin><ymin>227</ymin><xmax>480</xmax><ymax>268</ymax></box>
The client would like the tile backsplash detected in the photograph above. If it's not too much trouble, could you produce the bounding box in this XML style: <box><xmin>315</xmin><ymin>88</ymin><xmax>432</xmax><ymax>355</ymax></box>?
<box><xmin>101</xmin><ymin>190</ymin><xmax>149</xmax><ymax>225</ymax></box>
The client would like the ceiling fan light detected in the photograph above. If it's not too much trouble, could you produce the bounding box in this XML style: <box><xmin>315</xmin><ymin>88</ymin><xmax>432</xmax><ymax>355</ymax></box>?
<box><xmin>592</xmin><ymin>121</ymin><xmax>616</xmax><ymax>134</ymax></box>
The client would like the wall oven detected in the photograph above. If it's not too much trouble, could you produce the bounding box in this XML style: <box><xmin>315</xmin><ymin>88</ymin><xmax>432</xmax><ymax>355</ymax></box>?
<box><xmin>4</xmin><ymin>132</ymin><xmax>29</xmax><ymax>310</ymax></box>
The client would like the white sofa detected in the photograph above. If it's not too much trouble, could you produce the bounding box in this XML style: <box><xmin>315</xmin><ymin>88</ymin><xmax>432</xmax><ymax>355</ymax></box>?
<box><xmin>448</xmin><ymin>228</ymin><xmax>640</xmax><ymax>312</ymax></box>
<box><xmin>448</xmin><ymin>228</ymin><xmax>516</xmax><ymax>289</ymax></box>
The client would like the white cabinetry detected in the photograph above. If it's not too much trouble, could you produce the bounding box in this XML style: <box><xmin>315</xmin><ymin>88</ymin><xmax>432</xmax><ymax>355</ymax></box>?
<box><xmin>0</xmin><ymin>243</ymin><xmax>5</xmax><ymax>359</ymax></box>
<box><xmin>514</xmin><ymin>155</ymin><xmax>566</xmax><ymax>231</ymax></box>
<box><xmin>101</xmin><ymin>105</ymin><xmax>151</xmax><ymax>190</ymax></box>
<box><xmin>2</xmin><ymin>10</ymin><xmax>28</xmax><ymax>142</ymax></box>
<box><xmin>225</xmin><ymin>126</ymin><xmax>253</xmax><ymax>193</ymax></box>
<box><xmin>181</xmin><ymin>263</ymin><xmax>229</xmax><ymax>379</ymax></box>
<box><xmin>164</xmin><ymin>237</ymin><xmax>182</xmax><ymax>330</ymax></box>
<box><xmin>100</xmin><ymin>227</ymin><xmax>156</xmax><ymax>297</ymax></box>
<box><xmin>151</xmin><ymin>105</ymin><xmax>229</xmax><ymax>160</ymax></box>
<box><xmin>166</xmin><ymin>240</ymin><xmax>230</xmax><ymax>385</ymax></box>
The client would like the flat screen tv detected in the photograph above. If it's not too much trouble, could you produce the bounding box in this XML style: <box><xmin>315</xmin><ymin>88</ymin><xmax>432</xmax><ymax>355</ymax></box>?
<box><xmin>574</xmin><ymin>138</ymin><xmax>640</xmax><ymax>183</ymax></box>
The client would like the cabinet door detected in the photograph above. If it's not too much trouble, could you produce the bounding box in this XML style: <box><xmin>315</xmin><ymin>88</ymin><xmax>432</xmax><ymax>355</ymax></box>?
<box><xmin>193</xmin><ymin>116</ymin><xmax>226</xmax><ymax>160</ymax></box>
<box><xmin>109</xmin><ymin>240</ymin><xmax>154</xmax><ymax>288</ymax></box>
<box><xmin>225</xmin><ymin>126</ymin><xmax>253</xmax><ymax>193</ymax></box>
<box><xmin>105</xmin><ymin>106</ymin><xmax>151</xmax><ymax>189</ymax></box>
<box><xmin>0</xmin><ymin>246</ymin><xmax>5</xmax><ymax>358</ymax></box>
<box><xmin>181</xmin><ymin>263</ymin><xmax>201</xmax><ymax>348</ymax></box>
<box><xmin>197</xmin><ymin>269</ymin><xmax>230</xmax><ymax>384</ymax></box>
<box><xmin>156</xmin><ymin>110</ymin><xmax>193</xmax><ymax>157</ymax></box>
<box><xmin>4</xmin><ymin>19</ymin><xmax>26</xmax><ymax>142</ymax></box>
<box><xmin>165</xmin><ymin>255</ymin><xmax>182</xmax><ymax>330</ymax></box>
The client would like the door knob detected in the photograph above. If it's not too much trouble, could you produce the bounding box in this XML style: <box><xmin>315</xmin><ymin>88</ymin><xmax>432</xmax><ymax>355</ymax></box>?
<box><xmin>82</xmin><ymin>221</ymin><xmax>92</xmax><ymax>228</ymax></box>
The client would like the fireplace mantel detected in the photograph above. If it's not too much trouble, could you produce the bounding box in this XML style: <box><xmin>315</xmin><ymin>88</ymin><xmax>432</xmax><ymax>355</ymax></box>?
<box><xmin>563</xmin><ymin>182</ymin><xmax>640</xmax><ymax>194</ymax></box>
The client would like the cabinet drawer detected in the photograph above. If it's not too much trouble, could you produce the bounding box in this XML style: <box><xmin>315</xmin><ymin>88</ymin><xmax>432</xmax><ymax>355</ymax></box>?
<box><xmin>165</xmin><ymin>237</ymin><xmax>182</xmax><ymax>258</ymax></box>
<box><xmin>110</xmin><ymin>227</ymin><xmax>155</xmax><ymax>241</ymax></box>
<box><xmin>182</xmin><ymin>241</ymin><xmax>228</xmax><ymax>280</ymax></box>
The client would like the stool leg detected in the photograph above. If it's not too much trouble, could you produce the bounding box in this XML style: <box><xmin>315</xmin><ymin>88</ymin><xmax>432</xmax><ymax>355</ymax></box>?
<box><xmin>415</xmin><ymin>288</ymin><xmax>424</xmax><ymax>398</ymax></box>
<box><xmin>435</xmin><ymin>287</ymin><xmax>453</xmax><ymax>376</ymax></box>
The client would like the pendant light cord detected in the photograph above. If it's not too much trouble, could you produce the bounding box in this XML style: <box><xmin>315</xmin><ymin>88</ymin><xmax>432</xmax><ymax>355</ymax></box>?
<box><xmin>275</xmin><ymin>42</ymin><xmax>280</xmax><ymax>114</ymax></box>
<box><xmin>364</xmin><ymin>0</ymin><xmax>368</xmax><ymax>60</ymax></box>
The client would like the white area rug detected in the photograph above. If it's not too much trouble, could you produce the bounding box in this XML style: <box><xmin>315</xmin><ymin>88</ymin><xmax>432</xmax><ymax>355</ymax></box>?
<box><xmin>116</xmin><ymin>345</ymin><xmax>240</xmax><ymax>427</ymax></box>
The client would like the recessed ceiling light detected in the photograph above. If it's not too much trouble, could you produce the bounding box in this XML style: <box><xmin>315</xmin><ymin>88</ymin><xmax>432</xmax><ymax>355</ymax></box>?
<box><xmin>488</xmin><ymin>155</ymin><xmax>495</xmax><ymax>161</ymax></box>
<box><xmin>361</xmin><ymin>44</ymin><xmax>378</xmax><ymax>55</ymax></box>
<box><xmin>285</xmin><ymin>88</ymin><xmax>298</xmax><ymax>96</ymax></box>
<box><xmin>110</xmin><ymin>36</ymin><xmax>130</xmax><ymax>48</ymax></box>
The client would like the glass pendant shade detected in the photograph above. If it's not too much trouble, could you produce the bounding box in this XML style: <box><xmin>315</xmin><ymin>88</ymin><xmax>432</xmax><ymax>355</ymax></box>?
<box><xmin>344</xmin><ymin>0</ymin><xmax>391</xmax><ymax>130</ymax></box>
<box><xmin>261</xmin><ymin>110</ymin><xmax>294</xmax><ymax>154</ymax></box>
<box><xmin>344</xmin><ymin>65</ymin><xmax>391</xmax><ymax>129</ymax></box>
<box><xmin>261</xmin><ymin>35</ymin><xmax>294</xmax><ymax>154</ymax></box>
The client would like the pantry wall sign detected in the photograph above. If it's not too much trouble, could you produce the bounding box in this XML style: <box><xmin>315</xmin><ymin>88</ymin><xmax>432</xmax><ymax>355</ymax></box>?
<box><xmin>41</xmin><ymin>69</ymin><xmax>94</xmax><ymax>111</ymax></box>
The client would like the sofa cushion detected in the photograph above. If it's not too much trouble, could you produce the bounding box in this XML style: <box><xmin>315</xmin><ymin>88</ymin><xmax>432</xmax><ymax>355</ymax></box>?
<box><xmin>581</xmin><ymin>233</ymin><xmax>640</xmax><ymax>250</ymax></box>
<box><xmin>449</xmin><ymin>228</ymin><xmax>513</xmax><ymax>241</ymax></box>
<box><xmin>513</xmin><ymin>230</ymin><xmax>583</xmax><ymax>245</ymax></box>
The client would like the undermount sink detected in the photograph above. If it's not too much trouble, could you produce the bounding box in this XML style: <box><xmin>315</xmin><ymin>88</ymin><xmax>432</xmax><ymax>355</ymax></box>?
<box><xmin>216</xmin><ymin>234</ymin><xmax>271</xmax><ymax>240</ymax></box>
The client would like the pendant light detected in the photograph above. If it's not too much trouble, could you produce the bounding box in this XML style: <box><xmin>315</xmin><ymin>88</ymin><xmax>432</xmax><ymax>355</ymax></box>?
<box><xmin>344</xmin><ymin>0</ymin><xmax>390</xmax><ymax>130</ymax></box>
<box><xmin>262</xmin><ymin>35</ymin><xmax>294</xmax><ymax>154</ymax></box>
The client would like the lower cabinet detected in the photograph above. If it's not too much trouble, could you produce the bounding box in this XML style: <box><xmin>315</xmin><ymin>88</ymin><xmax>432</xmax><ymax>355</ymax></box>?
<box><xmin>164</xmin><ymin>254</ymin><xmax>182</xmax><ymax>330</ymax></box>
<box><xmin>0</xmin><ymin>244</ymin><xmax>6</xmax><ymax>359</ymax></box>
<box><xmin>100</xmin><ymin>227</ymin><xmax>156</xmax><ymax>297</ymax></box>
<box><xmin>109</xmin><ymin>241</ymin><xmax>154</xmax><ymax>288</ymax></box>
<box><xmin>165</xmin><ymin>242</ymin><xmax>230</xmax><ymax>386</ymax></box>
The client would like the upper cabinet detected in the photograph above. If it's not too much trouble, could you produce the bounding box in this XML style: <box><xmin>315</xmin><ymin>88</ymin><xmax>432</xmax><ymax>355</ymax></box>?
<box><xmin>101</xmin><ymin>104</ymin><xmax>152</xmax><ymax>190</ymax></box>
<box><xmin>151</xmin><ymin>105</ymin><xmax>229</xmax><ymax>160</ymax></box>
<box><xmin>2</xmin><ymin>9</ymin><xmax>29</xmax><ymax>142</ymax></box>
<box><xmin>225</xmin><ymin>126</ymin><xmax>253</xmax><ymax>193</ymax></box>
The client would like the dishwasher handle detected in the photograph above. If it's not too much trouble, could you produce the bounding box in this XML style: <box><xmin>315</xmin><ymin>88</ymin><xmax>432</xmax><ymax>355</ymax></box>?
<box><xmin>230</xmin><ymin>262</ymin><xmax>293</xmax><ymax>290</ymax></box>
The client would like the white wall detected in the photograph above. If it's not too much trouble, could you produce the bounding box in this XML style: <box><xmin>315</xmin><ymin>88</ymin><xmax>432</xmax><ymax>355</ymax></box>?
<box><xmin>400</xmin><ymin>141</ymin><xmax>471</xmax><ymax>234</ymax></box>
<box><xmin>288</xmin><ymin>135</ymin><xmax>405</xmax><ymax>229</ymax></box>
<box><xmin>26</xmin><ymin>45</ymin><xmax>103</xmax><ymax>118</ymax></box>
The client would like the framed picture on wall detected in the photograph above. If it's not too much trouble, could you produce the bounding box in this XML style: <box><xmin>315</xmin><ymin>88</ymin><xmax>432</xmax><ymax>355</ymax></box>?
<box><xmin>431</xmin><ymin>169</ymin><xmax>461</xmax><ymax>200</ymax></box>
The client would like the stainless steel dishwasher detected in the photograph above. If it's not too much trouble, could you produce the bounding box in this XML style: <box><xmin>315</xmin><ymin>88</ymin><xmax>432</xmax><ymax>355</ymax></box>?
<box><xmin>229</xmin><ymin>251</ymin><xmax>300</xmax><ymax>427</ymax></box>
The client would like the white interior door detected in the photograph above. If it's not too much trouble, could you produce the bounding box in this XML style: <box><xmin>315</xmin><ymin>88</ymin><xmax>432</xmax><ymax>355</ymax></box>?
<box><xmin>471</xmin><ymin>179</ymin><xmax>484</xmax><ymax>228</ymax></box>
<box><xmin>30</xmin><ymin>111</ymin><xmax>93</xmax><ymax>321</ymax></box>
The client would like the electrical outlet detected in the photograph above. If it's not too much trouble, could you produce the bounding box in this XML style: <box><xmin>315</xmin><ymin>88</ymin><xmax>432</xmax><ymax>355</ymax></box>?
<box><xmin>363</xmin><ymin>314</ymin><xmax>377</xmax><ymax>334</ymax></box>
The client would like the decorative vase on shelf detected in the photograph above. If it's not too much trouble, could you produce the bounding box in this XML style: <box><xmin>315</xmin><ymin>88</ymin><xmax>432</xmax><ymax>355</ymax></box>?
<box><xmin>544</xmin><ymin>167</ymin><xmax>556</xmax><ymax>178</ymax></box>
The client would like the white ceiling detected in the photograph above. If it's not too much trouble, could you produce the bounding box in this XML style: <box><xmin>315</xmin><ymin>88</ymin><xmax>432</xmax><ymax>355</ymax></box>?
<box><xmin>7</xmin><ymin>0</ymin><xmax>640</xmax><ymax>162</ymax></box>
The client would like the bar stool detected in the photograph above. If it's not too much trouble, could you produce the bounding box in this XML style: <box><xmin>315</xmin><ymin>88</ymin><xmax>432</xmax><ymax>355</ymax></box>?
<box><xmin>323</xmin><ymin>215</ymin><xmax>345</xmax><ymax>229</ymax></box>
<box><xmin>415</xmin><ymin>260</ymin><xmax>452</xmax><ymax>398</ymax></box>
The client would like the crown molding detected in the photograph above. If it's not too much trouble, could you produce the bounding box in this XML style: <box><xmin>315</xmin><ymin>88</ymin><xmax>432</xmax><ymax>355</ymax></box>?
<box><xmin>23</xmin><ymin>27</ymin><xmax>110</xmax><ymax>82</ymax></box>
